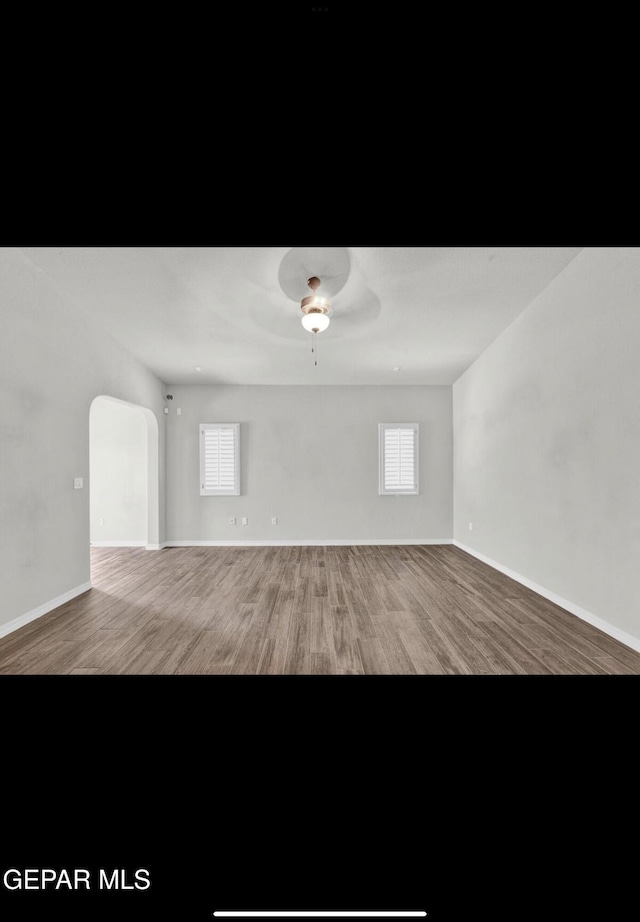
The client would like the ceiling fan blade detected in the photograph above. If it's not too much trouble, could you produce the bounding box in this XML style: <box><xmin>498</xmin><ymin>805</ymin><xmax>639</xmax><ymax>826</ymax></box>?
<box><xmin>246</xmin><ymin>289</ymin><xmax>302</xmax><ymax>341</ymax></box>
<box><xmin>335</xmin><ymin>288</ymin><xmax>381</xmax><ymax>320</ymax></box>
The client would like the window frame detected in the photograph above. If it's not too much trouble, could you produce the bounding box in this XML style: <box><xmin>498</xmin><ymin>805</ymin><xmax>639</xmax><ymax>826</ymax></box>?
<box><xmin>379</xmin><ymin>423</ymin><xmax>419</xmax><ymax>496</ymax></box>
<box><xmin>200</xmin><ymin>423</ymin><xmax>241</xmax><ymax>496</ymax></box>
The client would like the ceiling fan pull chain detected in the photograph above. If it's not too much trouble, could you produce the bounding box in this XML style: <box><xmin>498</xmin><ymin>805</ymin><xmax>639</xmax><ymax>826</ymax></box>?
<box><xmin>314</xmin><ymin>331</ymin><xmax>318</xmax><ymax>366</ymax></box>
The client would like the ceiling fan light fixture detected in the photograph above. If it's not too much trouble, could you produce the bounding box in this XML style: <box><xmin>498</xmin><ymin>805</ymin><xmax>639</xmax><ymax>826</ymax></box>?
<box><xmin>299</xmin><ymin>276</ymin><xmax>333</xmax><ymax>366</ymax></box>
<box><xmin>300</xmin><ymin>277</ymin><xmax>332</xmax><ymax>334</ymax></box>
<box><xmin>301</xmin><ymin>311</ymin><xmax>331</xmax><ymax>334</ymax></box>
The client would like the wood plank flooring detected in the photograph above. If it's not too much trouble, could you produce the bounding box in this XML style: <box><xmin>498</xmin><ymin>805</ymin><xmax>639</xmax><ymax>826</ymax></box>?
<box><xmin>0</xmin><ymin>545</ymin><xmax>638</xmax><ymax>674</ymax></box>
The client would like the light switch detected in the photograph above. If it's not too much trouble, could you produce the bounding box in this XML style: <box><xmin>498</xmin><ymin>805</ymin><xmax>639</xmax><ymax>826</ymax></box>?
<box><xmin>177</xmin><ymin>408</ymin><xmax>182</xmax><ymax>416</ymax></box>
<box><xmin>242</xmin><ymin>517</ymin><xmax>248</xmax><ymax>526</ymax></box>
<box><xmin>74</xmin><ymin>478</ymin><xmax>84</xmax><ymax>490</ymax></box>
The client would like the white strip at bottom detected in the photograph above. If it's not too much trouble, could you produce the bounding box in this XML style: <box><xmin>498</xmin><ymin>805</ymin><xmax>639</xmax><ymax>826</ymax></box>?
<box><xmin>90</xmin><ymin>542</ymin><xmax>164</xmax><ymax>551</ymax></box>
<box><xmin>90</xmin><ymin>541</ymin><xmax>147</xmax><ymax>548</ymax></box>
<box><xmin>453</xmin><ymin>540</ymin><xmax>640</xmax><ymax>654</ymax></box>
<box><xmin>213</xmin><ymin>914</ymin><xmax>426</xmax><ymax>919</ymax></box>
<box><xmin>0</xmin><ymin>582</ymin><xmax>92</xmax><ymax>640</ymax></box>
<box><xmin>165</xmin><ymin>539</ymin><xmax>452</xmax><ymax>548</ymax></box>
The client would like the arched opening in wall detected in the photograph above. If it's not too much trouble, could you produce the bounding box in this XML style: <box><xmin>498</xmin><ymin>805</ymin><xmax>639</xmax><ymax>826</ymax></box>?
<box><xmin>89</xmin><ymin>397</ymin><xmax>160</xmax><ymax>580</ymax></box>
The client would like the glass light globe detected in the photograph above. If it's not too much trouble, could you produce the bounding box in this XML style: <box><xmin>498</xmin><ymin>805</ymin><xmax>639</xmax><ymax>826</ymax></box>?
<box><xmin>301</xmin><ymin>313</ymin><xmax>330</xmax><ymax>333</ymax></box>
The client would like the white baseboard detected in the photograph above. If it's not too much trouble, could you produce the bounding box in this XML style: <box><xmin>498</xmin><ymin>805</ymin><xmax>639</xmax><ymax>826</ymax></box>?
<box><xmin>90</xmin><ymin>541</ymin><xmax>147</xmax><ymax>548</ymax></box>
<box><xmin>0</xmin><ymin>582</ymin><xmax>92</xmax><ymax>640</ymax></box>
<box><xmin>453</xmin><ymin>540</ymin><xmax>640</xmax><ymax>654</ymax></box>
<box><xmin>164</xmin><ymin>539</ymin><xmax>453</xmax><ymax>548</ymax></box>
<box><xmin>90</xmin><ymin>542</ymin><xmax>165</xmax><ymax>551</ymax></box>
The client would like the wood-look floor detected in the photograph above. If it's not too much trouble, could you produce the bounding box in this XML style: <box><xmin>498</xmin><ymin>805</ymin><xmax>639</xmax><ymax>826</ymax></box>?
<box><xmin>0</xmin><ymin>546</ymin><xmax>638</xmax><ymax>675</ymax></box>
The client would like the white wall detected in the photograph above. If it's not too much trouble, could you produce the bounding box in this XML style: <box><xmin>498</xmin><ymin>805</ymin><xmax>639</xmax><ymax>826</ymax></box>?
<box><xmin>454</xmin><ymin>246</ymin><xmax>640</xmax><ymax>645</ymax></box>
<box><xmin>90</xmin><ymin>397</ymin><xmax>148</xmax><ymax>545</ymax></box>
<box><xmin>166</xmin><ymin>385</ymin><xmax>453</xmax><ymax>543</ymax></box>
<box><xmin>0</xmin><ymin>247</ymin><xmax>167</xmax><ymax>632</ymax></box>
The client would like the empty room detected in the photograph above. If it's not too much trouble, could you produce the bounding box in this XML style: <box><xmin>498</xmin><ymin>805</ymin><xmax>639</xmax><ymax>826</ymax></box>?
<box><xmin>0</xmin><ymin>245</ymin><xmax>638</xmax><ymax>675</ymax></box>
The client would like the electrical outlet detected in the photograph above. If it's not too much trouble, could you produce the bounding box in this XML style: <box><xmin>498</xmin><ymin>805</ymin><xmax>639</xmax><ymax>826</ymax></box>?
<box><xmin>74</xmin><ymin>478</ymin><xmax>84</xmax><ymax>490</ymax></box>
<box><xmin>100</xmin><ymin>518</ymin><xmax>105</xmax><ymax>526</ymax></box>
<box><xmin>272</xmin><ymin>517</ymin><xmax>278</xmax><ymax>526</ymax></box>
<box><xmin>229</xmin><ymin>517</ymin><xmax>236</xmax><ymax>526</ymax></box>
<box><xmin>242</xmin><ymin>517</ymin><xmax>248</xmax><ymax>526</ymax></box>
<box><xmin>177</xmin><ymin>408</ymin><xmax>182</xmax><ymax>416</ymax></box>
<box><xmin>469</xmin><ymin>522</ymin><xmax>473</xmax><ymax>532</ymax></box>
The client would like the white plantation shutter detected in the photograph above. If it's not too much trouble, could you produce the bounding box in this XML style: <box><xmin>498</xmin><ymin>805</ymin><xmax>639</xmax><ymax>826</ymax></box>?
<box><xmin>379</xmin><ymin>424</ymin><xmax>419</xmax><ymax>495</ymax></box>
<box><xmin>200</xmin><ymin>424</ymin><xmax>240</xmax><ymax>496</ymax></box>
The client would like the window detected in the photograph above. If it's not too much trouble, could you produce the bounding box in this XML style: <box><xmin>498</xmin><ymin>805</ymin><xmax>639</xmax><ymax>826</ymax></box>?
<box><xmin>200</xmin><ymin>424</ymin><xmax>240</xmax><ymax>496</ymax></box>
<box><xmin>379</xmin><ymin>424</ymin><xmax>419</xmax><ymax>495</ymax></box>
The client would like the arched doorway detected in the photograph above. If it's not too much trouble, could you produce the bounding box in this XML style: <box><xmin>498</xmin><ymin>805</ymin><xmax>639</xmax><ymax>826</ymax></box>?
<box><xmin>89</xmin><ymin>397</ymin><xmax>160</xmax><ymax>558</ymax></box>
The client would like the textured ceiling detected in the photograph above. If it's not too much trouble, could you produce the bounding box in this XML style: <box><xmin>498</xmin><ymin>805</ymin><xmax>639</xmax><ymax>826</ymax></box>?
<box><xmin>17</xmin><ymin>246</ymin><xmax>584</xmax><ymax>385</ymax></box>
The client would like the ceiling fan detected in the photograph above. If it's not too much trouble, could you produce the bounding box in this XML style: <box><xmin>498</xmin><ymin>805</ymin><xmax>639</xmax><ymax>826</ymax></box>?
<box><xmin>245</xmin><ymin>247</ymin><xmax>382</xmax><ymax>359</ymax></box>
<box><xmin>299</xmin><ymin>276</ymin><xmax>333</xmax><ymax>365</ymax></box>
